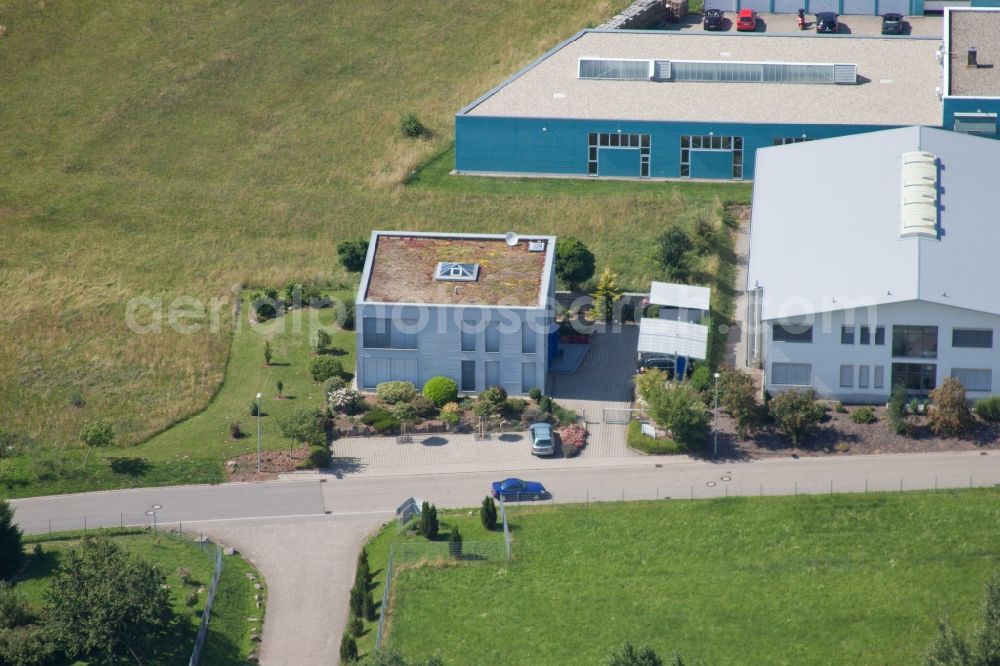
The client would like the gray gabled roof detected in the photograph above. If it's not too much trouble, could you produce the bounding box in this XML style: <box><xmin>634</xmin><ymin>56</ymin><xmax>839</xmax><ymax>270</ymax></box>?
<box><xmin>747</xmin><ymin>126</ymin><xmax>1000</xmax><ymax>321</ymax></box>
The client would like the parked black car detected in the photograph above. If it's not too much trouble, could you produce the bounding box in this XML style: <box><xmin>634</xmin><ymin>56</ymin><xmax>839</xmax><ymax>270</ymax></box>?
<box><xmin>881</xmin><ymin>12</ymin><xmax>904</xmax><ymax>34</ymax></box>
<box><xmin>816</xmin><ymin>12</ymin><xmax>839</xmax><ymax>33</ymax></box>
<box><xmin>703</xmin><ymin>8</ymin><xmax>725</xmax><ymax>30</ymax></box>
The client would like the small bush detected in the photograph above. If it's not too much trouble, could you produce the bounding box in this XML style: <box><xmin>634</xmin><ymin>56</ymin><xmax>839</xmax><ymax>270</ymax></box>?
<box><xmin>418</xmin><ymin>501</ymin><xmax>439</xmax><ymax>540</ymax></box>
<box><xmin>399</xmin><ymin>112</ymin><xmax>430</xmax><ymax>139</ymax></box>
<box><xmin>563</xmin><ymin>441</ymin><xmax>580</xmax><ymax>457</ymax></box>
<box><xmin>626</xmin><ymin>420</ymin><xmax>686</xmax><ymax>455</ymax></box>
<box><xmin>361</xmin><ymin>408</ymin><xmax>399</xmax><ymax>434</ymax></box>
<box><xmin>185</xmin><ymin>589</ymin><xmax>199</xmax><ymax>609</ymax></box>
<box><xmin>480</xmin><ymin>496</ymin><xmax>497</xmax><ymax>531</ymax></box>
<box><xmin>323</xmin><ymin>376</ymin><xmax>346</xmax><ymax>396</ymax></box>
<box><xmin>888</xmin><ymin>385</ymin><xmax>910</xmax><ymax>435</ymax></box>
<box><xmin>340</xmin><ymin>632</ymin><xmax>358</xmax><ymax>663</ymax></box>
<box><xmin>310</xmin><ymin>356</ymin><xmax>344</xmax><ymax>383</ymax></box>
<box><xmin>176</xmin><ymin>567</ymin><xmax>194</xmax><ymax>586</ymax></box>
<box><xmin>305</xmin><ymin>446</ymin><xmax>331</xmax><ymax>469</ymax></box>
<box><xmin>559</xmin><ymin>424</ymin><xmax>587</xmax><ymax>450</ymax></box>
<box><xmin>718</xmin><ymin>368</ymin><xmax>762</xmax><ymax>438</ymax></box>
<box><xmin>768</xmin><ymin>389</ymin><xmax>825</xmax><ymax>445</ymax></box>
<box><xmin>342</xmin><ymin>299</ymin><xmax>356</xmax><ymax>331</ymax></box>
<box><xmin>411</xmin><ymin>395</ymin><xmax>437</xmax><ymax>419</ymax></box>
<box><xmin>481</xmin><ymin>386</ymin><xmax>508</xmax><ymax>406</ymax></box>
<box><xmin>440</xmin><ymin>402</ymin><xmax>461</xmax><ymax>426</ymax></box>
<box><xmin>538</xmin><ymin>395</ymin><xmax>553</xmax><ymax>413</ymax></box>
<box><xmin>337</xmin><ymin>239</ymin><xmax>369</xmax><ymax>273</ymax></box>
<box><xmin>278</xmin><ymin>407</ymin><xmax>326</xmax><ymax>447</ymax></box>
<box><xmin>528</xmin><ymin>387</ymin><xmax>543</xmax><ymax>401</ymax></box>
<box><xmin>314</xmin><ymin>329</ymin><xmax>331</xmax><ymax>354</ymax></box>
<box><xmin>251</xmin><ymin>290</ymin><xmax>279</xmax><ymax>322</ymax></box>
<box><xmin>552</xmin><ymin>402</ymin><xmax>578</xmax><ymax>427</ymax></box>
<box><xmin>80</xmin><ymin>417</ymin><xmax>115</xmax><ymax>449</ymax></box>
<box><xmin>229</xmin><ymin>421</ymin><xmax>244</xmax><ymax>439</ymax></box>
<box><xmin>505</xmin><ymin>398</ymin><xmax>528</xmax><ymax>416</ymax></box>
<box><xmin>974</xmin><ymin>396</ymin><xmax>1000</xmax><ymax>422</ymax></box>
<box><xmin>929</xmin><ymin>377</ymin><xmax>975</xmax><ymax>437</ymax></box>
<box><xmin>835</xmin><ymin>441</ymin><xmax>851</xmax><ymax>453</ymax></box>
<box><xmin>376</xmin><ymin>381</ymin><xmax>416</xmax><ymax>405</ymax></box>
<box><xmin>249</xmin><ymin>400</ymin><xmax>260</xmax><ymax>416</ymax></box>
<box><xmin>851</xmin><ymin>407</ymin><xmax>877</xmax><ymax>424</ymax></box>
<box><xmin>835</xmin><ymin>402</ymin><xmax>848</xmax><ymax>414</ymax></box>
<box><xmin>522</xmin><ymin>405</ymin><xmax>545</xmax><ymax>423</ymax></box>
<box><xmin>688</xmin><ymin>364</ymin><xmax>712</xmax><ymax>396</ymax></box>
<box><xmin>423</xmin><ymin>376</ymin><xmax>458</xmax><ymax>407</ymax></box>
<box><xmin>329</xmin><ymin>388</ymin><xmax>365</xmax><ymax>415</ymax></box>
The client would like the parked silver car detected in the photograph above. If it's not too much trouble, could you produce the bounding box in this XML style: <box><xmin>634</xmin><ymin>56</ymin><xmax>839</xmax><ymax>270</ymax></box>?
<box><xmin>529</xmin><ymin>422</ymin><xmax>555</xmax><ymax>456</ymax></box>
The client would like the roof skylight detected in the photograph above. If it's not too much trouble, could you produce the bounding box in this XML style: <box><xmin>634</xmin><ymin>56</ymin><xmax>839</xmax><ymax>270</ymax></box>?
<box><xmin>435</xmin><ymin>262</ymin><xmax>480</xmax><ymax>282</ymax></box>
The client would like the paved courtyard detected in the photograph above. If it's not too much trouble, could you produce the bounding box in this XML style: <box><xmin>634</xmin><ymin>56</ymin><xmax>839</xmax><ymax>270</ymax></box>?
<box><xmin>331</xmin><ymin>327</ymin><xmax>641</xmax><ymax>475</ymax></box>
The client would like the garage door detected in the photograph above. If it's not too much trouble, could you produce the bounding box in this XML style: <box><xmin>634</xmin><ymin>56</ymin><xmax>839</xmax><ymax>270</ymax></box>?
<box><xmin>705</xmin><ymin>0</ymin><xmax>737</xmax><ymax>11</ymax></box>
<box><xmin>808</xmin><ymin>0</ymin><xmax>840</xmax><ymax>12</ymax></box>
<box><xmin>741</xmin><ymin>0</ymin><xmax>772</xmax><ymax>13</ymax></box>
<box><xmin>876</xmin><ymin>0</ymin><xmax>909</xmax><ymax>14</ymax></box>
<box><xmin>842</xmin><ymin>0</ymin><xmax>876</xmax><ymax>13</ymax></box>
<box><xmin>773</xmin><ymin>0</ymin><xmax>801</xmax><ymax>13</ymax></box>
<box><xmin>598</xmin><ymin>148</ymin><xmax>641</xmax><ymax>177</ymax></box>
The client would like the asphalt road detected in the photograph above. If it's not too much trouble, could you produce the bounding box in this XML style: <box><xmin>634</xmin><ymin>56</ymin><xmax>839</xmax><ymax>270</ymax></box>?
<box><xmin>10</xmin><ymin>450</ymin><xmax>1000</xmax><ymax>665</ymax></box>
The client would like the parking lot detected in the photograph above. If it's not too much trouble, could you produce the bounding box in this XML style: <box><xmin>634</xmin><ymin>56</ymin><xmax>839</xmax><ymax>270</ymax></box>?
<box><xmin>666</xmin><ymin>12</ymin><xmax>941</xmax><ymax>36</ymax></box>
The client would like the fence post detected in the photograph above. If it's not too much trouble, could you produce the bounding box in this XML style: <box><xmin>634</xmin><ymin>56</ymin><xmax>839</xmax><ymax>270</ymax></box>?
<box><xmin>179</xmin><ymin>522</ymin><xmax>182</xmax><ymax>536</ymax></box>
<box><xmin>794</xmin><ymin>482</ymin><xmax>797</xmax><ymax>496</ymax></box>
<box><xmin>84</xmin><ymin>515</ymin><xmax>87</xmax><ymax>535</ymax></box>
<box><xmin>760</xmin><ymin>482</ymin><xmax>763</xmax><ymax>497</ymax></box>
<box><xmin>48</xmin><ymin>518</ymin><xmax>51</xmax><ymax>534</ymax></box>
<box><xmin>690</xmin><ymin>486</ymin><xmax>693</xmax><ymax>500</ymax></box>
<box><xmin>830</xmin><ymin>480</ymin><xmax>833</xmax><ymax>495</ymax></box>
<box><xmin>935</xmin><ymin>476</ymin><xmax>938</xmax><ymax>491</ymax></box>
<box><xmin>120</xmin><ymin>513</ymin><xmax>124</xmax><ymax>532</ymax></box>
<box><xmin>899</xmin><ymin>478</ymin><xmax>903</xmax><ymax>493</ymax></box>
<box><xmin>621</xmin><ymin>489</ymin><xmax>624</xmax><ymax>502</ymax></box>
<box><xmin>865</xmin><ymin>479</ymin><xmax>868</xmax><ymax>493</ymax></box>
<box><xmin>586</xmin><ymin>489</ymin><xmax>589</xmax><ymax>508</ymax></box>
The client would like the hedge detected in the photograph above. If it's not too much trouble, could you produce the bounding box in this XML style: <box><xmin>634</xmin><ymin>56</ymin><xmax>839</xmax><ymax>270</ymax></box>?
<box><xmin>626</xmin><ymin>420</ymin><xmax>687</xmax><ymax>455</ymax></box>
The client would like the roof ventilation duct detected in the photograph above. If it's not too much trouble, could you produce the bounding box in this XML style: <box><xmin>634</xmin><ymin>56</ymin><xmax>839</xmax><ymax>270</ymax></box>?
<box><xmin>900</xmin><ymin>151</ymin><xmax>939</xmax><ymax>239</ymax></box>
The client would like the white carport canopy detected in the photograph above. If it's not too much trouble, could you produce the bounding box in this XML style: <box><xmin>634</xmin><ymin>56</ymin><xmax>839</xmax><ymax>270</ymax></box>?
<box><xmin>648</xmin><ymin>281</ymin><xmax>711</xmax><ymax>311</ymax></box>
<box><xmin>637</xmin><ymin>318</ymin><xmax>708</xmax><ymax>360</ymax></box>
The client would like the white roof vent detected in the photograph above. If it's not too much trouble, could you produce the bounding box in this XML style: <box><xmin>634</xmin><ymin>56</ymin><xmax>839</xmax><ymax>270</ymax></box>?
<box><xmin>528</xmin><ymin>241</ymin><xmax>546</xmax><ymax>252</ymax></box>
<box><xmin>900</xmin><ymin>151</ymin><xmax>938</xmax><ymax>240</ymax></box>
<box><xmin>435</xmin><ymin>262</ymin><xmax>479</xmax><ymax>282</ymax></box>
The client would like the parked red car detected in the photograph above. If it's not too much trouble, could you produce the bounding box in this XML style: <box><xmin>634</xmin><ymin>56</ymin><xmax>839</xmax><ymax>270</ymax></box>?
<box><xmin>736</xmin><ymin>8</ymin><xmax>757</xmax><ymax>31</ymax></box>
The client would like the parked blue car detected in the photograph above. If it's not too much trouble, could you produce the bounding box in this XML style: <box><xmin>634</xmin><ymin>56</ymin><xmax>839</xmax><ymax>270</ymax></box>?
<box><xmin>491</xmin><ymin>478</ymin><xmax>550</xmax><ymax>502</ymax></box>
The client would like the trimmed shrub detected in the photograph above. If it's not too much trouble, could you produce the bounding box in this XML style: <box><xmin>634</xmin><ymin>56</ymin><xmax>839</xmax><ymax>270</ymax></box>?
<box><xmin>422</xmin><ymin>376</ymin><xmax>458</xmax><ymax>407</ymax></box>
<box><xmin>342</xmin><ymin>299</ymin><xmax>356</xmax><ymax>331</ymax></box>
<box><xmin>851</xmin><ymin>406</ymin><xmax>877</xmax><ymax>424</ymax></box>
<box><xmin>418</xmin><ymin>501</ymin><xmax>439</xmax><ymax>540</ymax></box>
<box><xmin>309</xmin><ymin>356</ymin><xmax>344</xmax><ymax>383</ymax></box>
<box><xmin>249</xmin><ymin>400</ymin><xmax>260</xmax><ymax>416</ymax></box>
<box><xmin>314</xmin><ymin>329</ymin><xmax>331</xmax><ymax>354</ymax></box>
<box><xmin>505</xmin><ymin>398</ymin><xmax>528</xmax><ymax>416</ymax></box>
<box><xmin>250</xmin><ymin>289</ymin><xmax>279</xmax><ymax>322</ymax></box>
<box><xmin>361</xmin><ymin>407</ymin><xmax>399</xmax><ymax>434</ymax></box>
<box><xmin>329</xmin><ymin>388</ymin><xmax>365</xmax><ymax>415</ymax></box>
<box><xmin>888</xmin><ymin>384</ymin><xmax>910</xmax><ymax>435</ymax></box>
<box><xmin>229</xmin><ymin>421</ymin><xmax>243</xmax><ymax>439</ymax></box>
<box><xmin>347</xmin><ymin>613</ymin><xmax>364</xmax><ymax>638</ymax></box>
<box><xmin>974</xmin><ymin>396</ymin><xmax>1000</xmax><ymax>422</ymax></box>
<box><xmin>689</xmin><ymin>364</ymin><xmax>712</xmax><ymax>396</ymax></box>
<box><xmin>337</xmin><ymin>239</ymin><xmax>370</xmax><ymax>273</ymax></box>
<box><xmin>538</xmin><ymin>395</ymin><xmax>553</xmax><ymax>414</ymax></box>
<box><xmin>448</xmin><ymin>527</ymin><xmax>463</xmax><ymax>559</ymax></box>
<box><xmin>376</xmin><ymin>381</ymin><xmax>416</xmax><ymax>405</ymax></box>
<box><xmin>554</xmin><ymin>237</ymin><xmax>596</xmax><ymax>291</ymax></box>
<box><xmin>528</xmin><ymin>387</ymin><xmax>543</xmax><ymax>401</ymax></box>
<box><xmin>768</xmin><ymin>389</ymin><xmax>825</xmax><ymax>445</ymax></box>
<box><xmin>626</xmin><ymin>420</ymin><xmax>686</xmax><ymax>455</ymax></box>
<box><xmin>835</xmin><ymin>402</ymin><xmax>848</xmax><ymax>414</ymax></box>
<box><xmin>80</xmin><ymin>417</ymin><xmax>115</xmax><ymax>449</ymax></box>
<box><xmin>559</xmin><ymin>424</ymin><xmax>587</xmax><ymax>450</ymax></box>
<box><xmin>340</xmin><ymin>632</ymin><xmax>358</xmax><ymax>663</ymax></box>
<box><xmin>440</xmin><ymin>402</ymin><xmax>461</xmax><ymax>426</ymax></box>
<box><xmin>480</xmin><ymin>496</ymin><xmax>497</xmax><ymax>531</ymax></box>
<box><xmin>718</xmin><ymin>368</ymin><xmax>761</xmax><ymax>438</ymax></box>
<box><xmin>305</xmin><ymin>446</ymin><xmax>331</xmax><ymax>469</ymax></box>
<box><xmin>929</xmin><ymin>377</ymin><xmax>975</xmax><ymax>437</ymax></box>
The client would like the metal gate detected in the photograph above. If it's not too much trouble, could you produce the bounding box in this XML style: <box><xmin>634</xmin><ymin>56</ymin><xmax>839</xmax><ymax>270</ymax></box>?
<box><xmin>602</xmin><ymin>408</ymin><xmax>643</xmax><ymax>424</ymax></box>
<box><xmin>842</xmin><ymin>0</ymin><xmax>876</xmax><ymax>14</ymax></box>
<box><xmin>704</xmin><ymin>0</ymin><xmax>738</xmax><ymax>11</ymax></box>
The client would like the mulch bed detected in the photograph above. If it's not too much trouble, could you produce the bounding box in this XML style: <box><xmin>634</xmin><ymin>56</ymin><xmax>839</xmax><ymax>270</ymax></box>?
<box><xmin>226</xmin><ymin>445</ymin><xmax>313</xmax><ymax>482</ymax></box>
<box><xmin>715</xmin><ymin>404</ymin><xmax>1000</xmax><ymax>460</ymax></box>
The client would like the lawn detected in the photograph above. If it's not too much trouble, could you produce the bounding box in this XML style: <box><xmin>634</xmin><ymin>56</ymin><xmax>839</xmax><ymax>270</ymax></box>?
<box><xmin>16</xmin><ymin>529</ymin><xmax>260</xmax><ymax>664</ymax></box>
<box><xmin>376</xmin><ymin>490</ymin><xmax>1000</xmax><ymax>665</ymax></box>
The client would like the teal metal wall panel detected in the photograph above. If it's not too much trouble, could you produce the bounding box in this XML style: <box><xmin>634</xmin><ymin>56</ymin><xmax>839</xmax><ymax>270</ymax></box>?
<box><xmin>971</xmin><ymin>0</ymin><xmax>1000</xmax><ymax>6</ymax></box>
<box><xmin>598</xmin><ymin>148</ymin><xmax>641</xmax><ymax>176</ymax></box>
<box><xmin>690</xmin><ymin>150</ymin><xmax>734</xmax><ymax>179</ymax></box>
<box><xmin>456</xmin><ymin>114</ymin><xmax>910</xmax><ymax>180</ymax></box>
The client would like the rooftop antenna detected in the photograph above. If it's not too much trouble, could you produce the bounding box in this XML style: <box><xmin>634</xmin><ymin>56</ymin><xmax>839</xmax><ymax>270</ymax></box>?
<box><xmin>505</xmin><ymin>231</ymin><xmax>519</xmax><ymax>247</ymax></box>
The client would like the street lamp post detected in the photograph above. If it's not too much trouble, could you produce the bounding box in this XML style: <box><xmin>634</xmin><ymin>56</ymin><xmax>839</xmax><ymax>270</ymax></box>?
<box><xmin>256</xmin><ymin>392</ymin><xmax>262</xmax><ymax>473</ymax></box>
<box><xmin>713</xmin><ymin>372</ymin><xmax>721</xmax><ymax>458</ymax></box>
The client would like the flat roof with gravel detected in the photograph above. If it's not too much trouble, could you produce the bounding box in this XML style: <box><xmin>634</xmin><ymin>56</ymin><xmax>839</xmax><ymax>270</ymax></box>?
<box><xmin>361</xmin><ymin>232</ymin><xmax>555</xmax><ymax>307</ymax></box>
<box><xmin>463</xmin><ymin>30</ymin><xmax>943</xmax><ymax>126</ymax></box>
<box><xmin>946</xmin><ymin>9</ymin><xmax>1000</xmax><ymax>97</ymax></box>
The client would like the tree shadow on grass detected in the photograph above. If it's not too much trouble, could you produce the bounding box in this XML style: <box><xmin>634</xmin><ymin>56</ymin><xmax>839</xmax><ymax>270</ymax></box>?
<box><xmin>107</xmin><ymin>457</ymin><xmax>151</xmax><ymax>477</ymax></box>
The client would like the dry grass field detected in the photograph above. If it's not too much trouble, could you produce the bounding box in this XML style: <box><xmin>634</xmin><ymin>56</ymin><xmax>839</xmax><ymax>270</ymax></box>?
<box><xmin>0</xmin><ymin>0</ymin><xmax>749</xmax><ymax>494</ymax></box>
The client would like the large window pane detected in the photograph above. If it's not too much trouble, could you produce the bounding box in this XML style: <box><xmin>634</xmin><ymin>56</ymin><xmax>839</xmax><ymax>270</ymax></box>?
<box><xmin>952</xmin><ymin>329</ymin><xmax>993</xmax><ymax>349</ymax></box>
<box><xmin>859</xmin><ymin>365</ymin><xmax>870</xmax><ymax>388</ymax></box>
<box><xmin>485</xmin><ymin>322</ymin><xmax>500</xmax><ymax>353</ymax></box>
<box><xmin>860</xmin><ymin>326</ymin><xmax>871</xmax><ymax>345</ymax></box>
<box><xmin>841</xmin><ymin>326</ymin><xmax>854</xmax><ymax>345</ymax></box>
<box><xmin>891</xmin><ymin>363</ymin><xmax>937</xmax><ymax>392</ymax></box>
<box><xmin>952</xmin><ymin>368</ymin><xmax>992</xmax><ymax>392</ymax></box>
<box><xmin>461</xmin><ymin>321</ymin><xmax>476</xmax><ymax>352</ymax></box>
<box><xmin>521</xmin><ymin>362</ymin><xmax>537</xmax><ymax>393</ymax></box>
<box><xmin>772</xmin><ymin>323</ymin><xmax>813</xmax><ymax>343</ymax></box>
<box><xmin>521</xmin><ymin>324</ymin><xmax>536</xmax><ymax>354</ymax></box>
<box><xmin>461</xmin><ymin>360</ymin><xmax>476</xmax><ymax>392</ymax></box>
<box><xmin>391</xmin><ymin>318</ymin><xmax>419</xmax><ymax>350</ymax></box>
<box><xmin>892</xmin><ymin>325</ymin><xmax>938</xmax><ymax>358</ymax></box>
<box><xmin>362</xmin><ymin>317</ymin><xmax>391</xmax><ymax>349</ymax></box>
<box><xmin>772</xmin><ymin>363</ymin><xmax>811</xmax><ymax>386</ymax></box>
<box><xmin>839</xmin><ymin>365</ymin><xmax>854</xmax><ymax>387</ymax></box>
